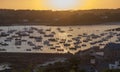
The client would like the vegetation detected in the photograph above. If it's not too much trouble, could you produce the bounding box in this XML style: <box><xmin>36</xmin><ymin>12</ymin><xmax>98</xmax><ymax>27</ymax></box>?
<box><xmin>36</xmin><ymin>56</ymin><xmax>85</xmax><ymax>72</ymax></box>
<box><xmin>0</xmin><ymin>9</ymin><xmax>120</xmax><ymax>26</ymax></box>
<box><xmin>11</xmin><ymin>63</ymin><xmax>33</xmax><ymax>72</ymax></box>
<box><xmin>103</xmin><ymin>69</ymin><xmax>120</xmax><ymax>72</ymax></box>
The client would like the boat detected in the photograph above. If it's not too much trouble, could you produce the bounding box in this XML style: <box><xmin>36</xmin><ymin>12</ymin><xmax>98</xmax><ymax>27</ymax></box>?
<box><xmin>50</xmin><ymin>47</ymin><xmax>56</xmax><ymax>50</ymax></box>
<box><xmin>82</xmin><ymin>44</ymin><xmax>87</xmax><ymax>47</ymax></box>
<box><xmin>26</xmin><ymin>49</ymin><xmax>31</xmax><ymax>51</ymax></box>
<box><xmin>44</xmin><ymin>34</ymin><xmax>54</xmax><ymax>37</ymax></box>
<box><xmin>75</xmin><ymin>45</ymin><xmax>81</xmax><ymax>48</ymax></box>
<box><xmin>28</xmin><ymin>41</ymin><xmax>35</xmax><ymax>46</ymax></box>
<box><xmin>64</xmin><ymin>44</ymin><xmax>70</xmax><ymax>47</ymax></box>
<box><xmin>0</xmin><ymin>42</ymin><xmax>9</xmax><ymax>46</ymax></box>
<box><xmin>15</xmin><ymin>40</ymin><xmax>21</xmax><ymax>46</ymax></box>
<box><xmin>57</xmin><ymin>49</ymin><xmax>64</xmax><ymax>51</ymax></box>
<box><xmin>32</xmin><ymin>46</ymin><xmax>43</xmax><ymax>50</ymax></box>
<box><xmin>44</xmin><ymin>40</ymin><xmax>50</xmax><ymax>45</ymax></box>
<box><xmin>35</xmin><ymin>36</ymin><xmax>42</xmax><ymax>42</ymax></box>
<box><xmin>67</xmin><ymin>34</ymin><xmax>73</xmax><ymax>37</ymax></box>
<box><xmin>0</xmin><ymin>32</ymin><xmax>9</xmax><ymax>37</ymax></box>
<box><xmin>48</xmin><ymin>38</ymin><xmax>57</xmax><ymax>42</ymax></box>
<box><xmin>55</xmin><ymin>46</ymin><xmax>61</xmax><ymax>48</ymax></box>
<box><xmin>46</xmin><ymin>28</ymin><xmax>51</xmax><ymax>31</ymax></box>
<box><xmin>69</xmin><ymin>47</ymin><xmax>77</xmax><ymax>50</ymax></box>
<box><xmin>47</xmin><ymin>44</ymin><xmax>54</xmax><ymax>46</ymax></box>
<box><xmin>0</xmin><ymin>49</ymin><xmax>6</xmax><ymax>51</ymax></box>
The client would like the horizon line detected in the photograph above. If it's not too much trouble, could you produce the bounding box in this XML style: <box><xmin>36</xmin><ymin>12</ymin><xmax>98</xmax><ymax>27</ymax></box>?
<box><xmin>0</xmin><ymin>8</ymin><xmax>120</xmax><ymax>11</ymax></box>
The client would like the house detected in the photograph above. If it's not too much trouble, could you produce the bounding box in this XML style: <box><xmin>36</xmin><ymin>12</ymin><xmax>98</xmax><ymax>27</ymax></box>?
<box><xmin>104</xmin><ymin>43</ymin><xmax>120</xmax><ymax>61</ymax></box>
<box><xmin>109</xmin><ymin>61</ymin><xmax>120</xmax><ymax>69</ymax></box>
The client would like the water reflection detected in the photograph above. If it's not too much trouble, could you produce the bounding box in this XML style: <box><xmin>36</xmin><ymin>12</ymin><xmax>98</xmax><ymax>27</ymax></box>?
<box><xmin>0</xmin><ymin>25</ymin><xmax>120</xmax><ymax>54</ymax></box>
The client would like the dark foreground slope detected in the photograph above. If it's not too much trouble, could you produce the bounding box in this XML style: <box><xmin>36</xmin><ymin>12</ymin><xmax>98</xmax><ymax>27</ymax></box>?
<box><xmin>0</xmin><ymin>43</ymin><xmax>120</xmax><ymax>72</ymax></box>
<box><xmin>0</xmin><ymin>52</ymin><xmax>72</xmax><ymax>65</ymax></box>
<box><xmin>0</xmin><ymin>9</ymin><xmax>120</xmax><ymax>26</ymax></box>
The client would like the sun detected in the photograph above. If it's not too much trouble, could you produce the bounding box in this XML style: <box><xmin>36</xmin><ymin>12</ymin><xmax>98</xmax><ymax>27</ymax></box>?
<box><xmin>47</xmin><ymin>0</ymin><xmax>79</xmax><ymax>10</ymax></box>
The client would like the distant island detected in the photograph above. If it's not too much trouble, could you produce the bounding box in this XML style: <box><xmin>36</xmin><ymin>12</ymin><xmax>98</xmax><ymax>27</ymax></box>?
<box><xmin>0</xmin><ymin>9</ymin><xmax>120</xmax><ymax>26</ymax></box>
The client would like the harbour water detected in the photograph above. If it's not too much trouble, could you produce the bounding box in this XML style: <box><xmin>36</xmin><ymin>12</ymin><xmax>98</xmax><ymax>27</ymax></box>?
<box><xmin>0</xmin><ymin>24</ymin><xmax>120</xmax><ymax>54</ymax></box>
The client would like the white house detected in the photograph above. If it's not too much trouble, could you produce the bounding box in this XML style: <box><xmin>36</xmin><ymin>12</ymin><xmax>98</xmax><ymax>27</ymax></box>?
<box><xmin>109</xmin><ymin>61</ymin><xmax>120</xmax><ymax>69</ymax></box>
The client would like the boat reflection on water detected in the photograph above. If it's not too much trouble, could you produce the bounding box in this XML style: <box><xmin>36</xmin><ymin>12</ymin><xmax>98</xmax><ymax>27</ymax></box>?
<box><xmin>0</xmin><ymin>24</ymin><xmax>120</xmax><ymax>54</ymax></box>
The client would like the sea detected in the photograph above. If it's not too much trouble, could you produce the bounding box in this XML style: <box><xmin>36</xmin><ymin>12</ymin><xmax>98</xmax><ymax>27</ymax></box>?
<box><xmin>0</xmin><ymin>23</ymin><xmax>120</xmax><ymax>54</ymax></box>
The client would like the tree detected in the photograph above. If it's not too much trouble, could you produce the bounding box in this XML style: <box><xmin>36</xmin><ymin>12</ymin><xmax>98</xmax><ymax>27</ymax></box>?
<box><xmin>103</xmin><ymin>69</ymin><xmax>120</xmax><ymax>72</ymax></box>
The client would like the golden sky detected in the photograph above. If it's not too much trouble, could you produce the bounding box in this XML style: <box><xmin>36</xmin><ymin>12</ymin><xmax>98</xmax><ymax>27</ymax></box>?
<box><xmin>0</xmin><ymin>0</ymin><xmax>120</xmax><ymax>10</ymax></box>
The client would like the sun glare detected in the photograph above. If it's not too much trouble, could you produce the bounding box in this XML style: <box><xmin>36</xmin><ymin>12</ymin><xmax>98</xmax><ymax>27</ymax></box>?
<box><xmin>47</xmin><ymin>0</ymin><xmax>79</xmax><ymax>10</ymax></box>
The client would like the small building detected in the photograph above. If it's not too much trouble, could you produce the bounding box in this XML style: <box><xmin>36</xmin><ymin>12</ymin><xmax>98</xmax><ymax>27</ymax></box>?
<box><xmin>104</xmin><ymin>43</ymin><xmax>120</xmax><ymax>61</ymax></box>
<box><xmin>109</xmin><ymin>61</ymin><xmax>120</xmax><ymax>70</ymax></box>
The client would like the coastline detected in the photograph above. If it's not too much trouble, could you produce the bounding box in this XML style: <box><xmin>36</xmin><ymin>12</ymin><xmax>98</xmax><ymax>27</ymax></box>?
<box><xmin>0</xmin><ymin>22</ymin><xmax>120</xmax><ymax>27</ymax></box>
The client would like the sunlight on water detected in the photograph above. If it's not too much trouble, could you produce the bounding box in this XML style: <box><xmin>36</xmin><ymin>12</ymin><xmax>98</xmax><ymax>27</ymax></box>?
<box><xmin>0</xmin><ymin>24</ymin><xmax>120</xmax><ymax>54</ymax></box>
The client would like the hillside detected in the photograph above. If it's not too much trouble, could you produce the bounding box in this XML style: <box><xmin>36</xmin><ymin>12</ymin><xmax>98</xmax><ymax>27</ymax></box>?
<box><xmin>0</xmin><ymin>9</ymin><xmax>120</xmax><ymax>26</ymax></box>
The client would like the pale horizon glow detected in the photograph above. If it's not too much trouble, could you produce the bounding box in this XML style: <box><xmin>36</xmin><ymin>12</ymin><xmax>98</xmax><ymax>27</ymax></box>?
<box><xmin>0</xmin><ymin>0</ymin><xmax>120</xmax><ymax>10</ymax></box>
<box><xmin>46</xmin><ymin>0</ymin><xmax>80</xmax><ymax>10</ymax></box>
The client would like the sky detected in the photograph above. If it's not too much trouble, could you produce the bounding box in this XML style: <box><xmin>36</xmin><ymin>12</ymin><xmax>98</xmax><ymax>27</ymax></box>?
<box><xmin>0</xmin><ymin>0</ymin><xmax>120</xmax><ymax>10</ymax></box>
